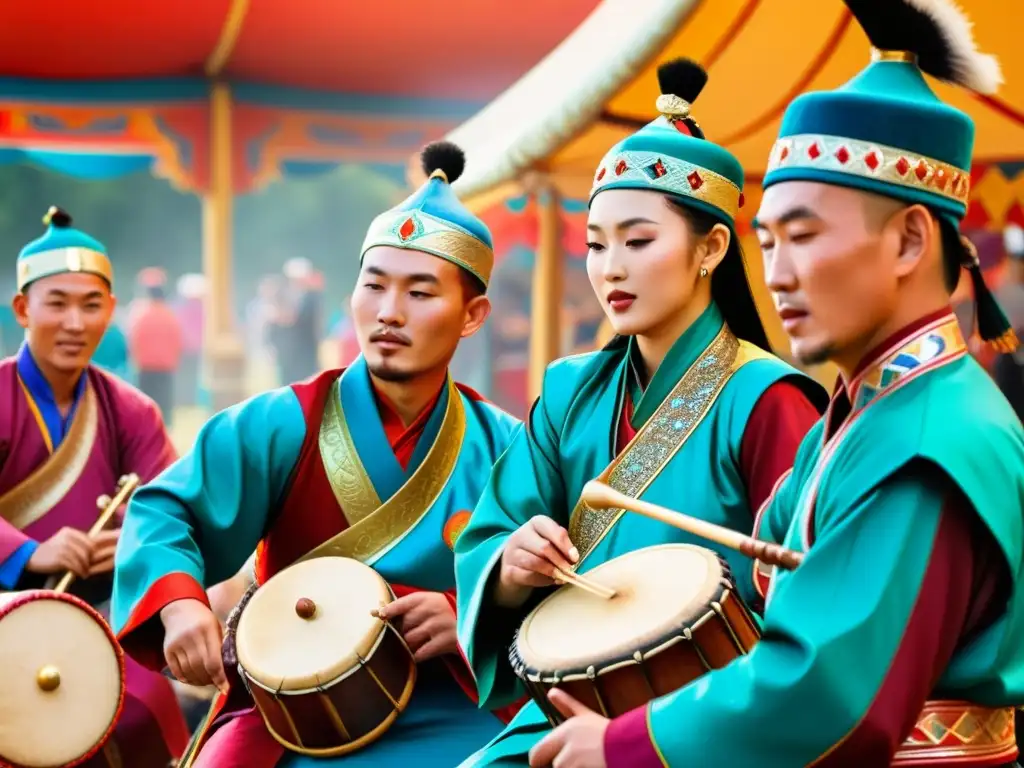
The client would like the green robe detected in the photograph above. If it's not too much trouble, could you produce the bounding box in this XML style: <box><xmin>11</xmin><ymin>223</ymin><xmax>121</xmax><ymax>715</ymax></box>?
<box><xmin>454</xmin><ymin>304</ymin><xmax>822</xmax><ymax>765</ymax></box>
<box><xmin>623</xmin><ymin>312</ymin><xmax>1024</xmax><ymax>765</ymax></box>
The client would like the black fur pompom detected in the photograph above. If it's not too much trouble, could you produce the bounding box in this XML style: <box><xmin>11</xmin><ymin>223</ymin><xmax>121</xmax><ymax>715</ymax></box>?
<box><xmin>657</xmin><ymin>58</ymin><xmax>708</xmax><ymax>103</ymax></box>
<box><xmin>420</xmin><ymin>141</ymin><xmax>466</xmax><ymax>184</ymax></box>
<box><xmin>43</xmin><ymin>206</ymin><xmax>72</xmax><ymax>228</ymax></box>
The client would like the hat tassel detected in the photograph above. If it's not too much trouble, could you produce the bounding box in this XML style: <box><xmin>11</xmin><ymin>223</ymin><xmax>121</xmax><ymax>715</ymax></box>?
<box><xmin>961</xmin><ymin>236</ymin><xmax>1018</xmax><ymax>353</ymax></box>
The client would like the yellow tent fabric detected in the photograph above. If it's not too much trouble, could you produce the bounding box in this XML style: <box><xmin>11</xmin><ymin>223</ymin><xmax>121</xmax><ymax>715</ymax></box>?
<box><xmin>444</xmin><ymin>0</ymin><xmax>1024</xmax><ymax>208</ymax></box>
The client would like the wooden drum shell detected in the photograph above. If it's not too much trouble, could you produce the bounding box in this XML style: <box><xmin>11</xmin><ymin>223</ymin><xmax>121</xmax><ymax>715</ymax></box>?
<box><xmin>510</xmin><ymin>549</ymin><xmax>761</xmax><ymax>726</ymax></box>
<box><xmin>238</xmin><ymin>602</ymin><xmax>417</xmax><ymax>757</ymax></box>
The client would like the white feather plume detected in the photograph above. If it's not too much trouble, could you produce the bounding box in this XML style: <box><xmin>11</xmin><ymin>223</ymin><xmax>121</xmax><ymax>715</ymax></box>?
<box><xmin>903</xmin><ymin>0</ymin><xmax>1002</xmax><ymax>93</ymax></box>
<box><xmin>1004</xmin><ymin>225</ymin><xmax>1024</xmax><ymax>257</ymax></box>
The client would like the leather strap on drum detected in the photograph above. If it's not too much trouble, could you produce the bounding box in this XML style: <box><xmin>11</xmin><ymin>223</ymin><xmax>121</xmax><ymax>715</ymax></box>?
<box><xmin>893</xmin><ymin>700</ymin><xmax>1017</xmax><ymax>765</ymax></box>
<box><xmin>569</xmin><ymin>329</ymin><xmax>771</xmax><ymax>567</ymax></box>
<box><xmin>0</xmin><ymin>384</ymin><xmax>98</xmax><ymax>530</ymax></box>
<box><xmin>302</xmin><ymin>376</ymin><xmax>466</xmax><ymax>565</ymax></box>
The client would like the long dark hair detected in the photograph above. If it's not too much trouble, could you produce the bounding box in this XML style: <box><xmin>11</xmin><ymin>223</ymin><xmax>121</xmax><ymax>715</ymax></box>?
<box><xmin>664</xmin><ymin>197</ymin><xmax>772</xmax><ymax>352</ymax></box>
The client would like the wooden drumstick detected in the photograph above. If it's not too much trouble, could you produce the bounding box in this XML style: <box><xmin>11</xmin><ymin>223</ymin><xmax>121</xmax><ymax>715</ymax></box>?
<box><xmin>580</xmin><ymin>480</ymin><xmax>804</xmax><ymax>571</ymax></box>
<box><xmin>554</xmin><ymin>567</ymin><xmax>616</xmax><ymax>600</ymax></box>
<box><xmin>52</xmin><ymin>473</ymin><xmax>141</xmax><ymax>594</ymax></box>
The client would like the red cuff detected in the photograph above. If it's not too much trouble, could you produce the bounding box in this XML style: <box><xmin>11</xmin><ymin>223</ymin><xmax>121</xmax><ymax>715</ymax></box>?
<box><xmin>604</xmin><ymin>705</ymin><xmax>664</xmax><ymax>768</ymax></box>
<box><xmin>117</xmin><ymin>572</ymin><xmax>209</xmax><ymax>671</ymax></box>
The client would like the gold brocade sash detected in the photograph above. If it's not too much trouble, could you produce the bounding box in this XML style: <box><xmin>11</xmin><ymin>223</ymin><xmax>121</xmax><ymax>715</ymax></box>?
<box><xmin>0</xmin><ymin>384</ymin><xmax>98</xmax><ymax>530</ymax></box>
<box><xmin>569</xmin><ymin>328</ymin><xmax>771</xmax><ymax>566</ymax></box>
<box><xmin>301</xmin><ymin>376</ymin><xmax>467</xmax><ymax>564</ymax></box>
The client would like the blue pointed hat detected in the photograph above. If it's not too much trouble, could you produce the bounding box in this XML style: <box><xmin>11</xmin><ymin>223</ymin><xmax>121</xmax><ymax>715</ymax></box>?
<box><xmin>18</xmin><ymin>207</ymin><xmax>112</xmax><ymax>292</ymax></box>
<box><xmin>590</xmin><ymin>59</ymin><xmax>745</xmax><ymax>227</ymax></box>
<box><xmin>360</xmin><ymin>142</ymin><xmax>494</xmax><ymax>289</ymax></box>
<box><xmin>763</xmin><ymin>0</ymin><xmax>1002</xmax><ymax>224</ymax></box>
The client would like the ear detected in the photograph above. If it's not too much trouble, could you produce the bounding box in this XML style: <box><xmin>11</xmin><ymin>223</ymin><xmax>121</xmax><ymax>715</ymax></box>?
<box><xmin>892</xmin><ymin>204</ymin><xmax>934</xmax><ymax>279</ymax></box>
<box><xmin>12</xmin><ymin>292</ymin><xmax>29</xmax><ymax>330</ymax></box>
<box><xmin>699</xmin><ymin>223</ymin><xmax>731</xmax><ymax>275</ymax></box>
<box><xmin>461</xmin><ymin>295</ymin><xmax>492</xmax><ymax>338</ymax></box>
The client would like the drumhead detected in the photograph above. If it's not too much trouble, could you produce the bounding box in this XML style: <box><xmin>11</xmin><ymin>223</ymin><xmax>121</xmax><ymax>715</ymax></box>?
<box><xmin>515</xmin><ymin>544</ymin><xmax>727</xmax><ymax>673</ymax></box>
<box><xmin>0</xmin><ymin>591</ymin><xmax>124</xmax><ymax>768</ymax></box>
<box><xmin>236</xmin><ymin>557</ymin><xmax>392</xmax><ymax>692</ymax></box>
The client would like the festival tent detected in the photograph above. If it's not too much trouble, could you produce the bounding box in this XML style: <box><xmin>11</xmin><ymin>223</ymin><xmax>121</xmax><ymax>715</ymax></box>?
<box><xmin>0</xmin><ymin>0</ymin><xmax>601</xmax><ymax>406</ymax></box>
<box><xmin>426</xmin><ymin>0</ymin><xmax>1024</xmax><ymax>400</ymax></box>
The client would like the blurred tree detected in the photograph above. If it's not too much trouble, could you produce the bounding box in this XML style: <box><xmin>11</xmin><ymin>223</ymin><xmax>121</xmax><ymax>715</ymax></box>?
<box><xmin>0</xmin><ymin>162</ymin><xmax>404</xmax><ymax>317</ymax></box>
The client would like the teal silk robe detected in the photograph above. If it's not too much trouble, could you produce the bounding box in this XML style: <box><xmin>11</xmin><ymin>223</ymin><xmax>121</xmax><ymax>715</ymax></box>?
<box><xmin>455</xmin><ymin>305</ymin><xmax>825</xmax><ymax>765</ymax></box>
<box><xmin>603</xmin><ymin>311</ymin><xmax>1024</xmax><ymax>766</ymax></box>
<box><xmin>111</xmin><ymin>357</ymin><xmax>521</xmax><ymax>767</ymax></box>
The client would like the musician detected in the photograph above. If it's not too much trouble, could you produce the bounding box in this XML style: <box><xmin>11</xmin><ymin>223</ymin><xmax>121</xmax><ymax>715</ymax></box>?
<box><xmin>524</xmin><ymin>3</ymin><xmax>1024</xmax><ymax>767</ymax></box>
<box><xmin>0</xmin><ymin>207</ymin><xmax>190</xmax><ymax>766</ymax></box>
<box><xmin>453</xmin><ymin>61</ymin><xmax>827</xmax><ymax>766</ymax></box>
<box><xmin>111</xmin><ymin>142</ymin><xmax>523</xmax><ymax>767</ymax></box>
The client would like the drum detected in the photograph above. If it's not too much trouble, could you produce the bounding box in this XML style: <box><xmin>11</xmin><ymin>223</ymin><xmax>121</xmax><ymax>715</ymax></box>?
<box><xmin>510</xmin><ymin>543</ymin><xmax>760</xmax><ymax>724</ymax></box>
<box><xmin>0</xmin><ymin>590</ymin><xmax>125</xmax><ymax>768</ymax></box>
<box><xmin>234</xmin><ymin>557</ymin><xmax>417</xmax><ymax>758</ymax></box>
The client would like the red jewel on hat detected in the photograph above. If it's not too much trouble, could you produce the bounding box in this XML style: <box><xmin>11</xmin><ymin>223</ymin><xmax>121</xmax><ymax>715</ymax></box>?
<box><xmin>596</xmin><ymin>167</ymin><xmax>606</xmax><ymax>181</ymax></box>
<box><xmin>687</xmin><ymin>171</ymin><xmax>703</xmax><ymax>190</ymax></box>
<box><xmin>615</xmin><ymin>160</ymin><xmax>628</xmax><ymax>176</ymax></box>
<box><xmin>652</xmin><ymin>160</ymin><xmax>667</xmax><ymax>178</ymax></box>
<box><xmin>932</xmin><ymin>168</ymin><xmax>948</xmax><ymax>191</ymax></box>
<box><xmin>807</xmin><ymin>142</ymin><xmax>821</xmax><ymax>160</ymax></box>
<box><xmin>915</xmin><ymin>160</ymin><xmax>929</xmax><ymax>181</ymax></box>
<box><xmin>399</xmin><ymin>218</ymin><xmax>416</xmax><ymax>240</ymax></box>
<box><xmin>738</xmin><ymin>192</ymin><xmax>745</xmax><ymax>208</ymax></box>
<box><xmin>834</xmin><ymin>146</ymin><xmax>850</xmax><ymax>164</ymax></box>
<box><xmin>864</xmin><ymin>151</ymin><xmax>880</xmax><ymax>171</ymax></box>
<box><xmin>896</xmin><ymin>157</ymin><xmax>911</xmax><ymax>176</ymax></box>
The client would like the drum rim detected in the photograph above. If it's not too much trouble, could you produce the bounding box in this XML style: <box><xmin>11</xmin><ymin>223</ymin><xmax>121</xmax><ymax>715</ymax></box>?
<box><xmin>0</xmin><ymin>589</ymin><xmax>127</xmax><ymax>768</ymax></box>
<box><xmin>510</xmin><ymin>545</ymin><xmax>739</xmax><ymax>682</ymax></box>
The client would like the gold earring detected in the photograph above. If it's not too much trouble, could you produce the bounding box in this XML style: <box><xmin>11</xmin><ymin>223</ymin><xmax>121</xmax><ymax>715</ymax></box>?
<box><xmin>699</xmin><ymin>267</ymin><xmax>709</xmax><ymax>278</ymax></box>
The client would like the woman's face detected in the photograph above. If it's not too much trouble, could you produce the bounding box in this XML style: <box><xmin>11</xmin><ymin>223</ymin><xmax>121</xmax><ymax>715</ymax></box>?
<box><xmin>586</xmin><ymin>189</ymin><xmax>709</xmax><ymax>338</ymax></box>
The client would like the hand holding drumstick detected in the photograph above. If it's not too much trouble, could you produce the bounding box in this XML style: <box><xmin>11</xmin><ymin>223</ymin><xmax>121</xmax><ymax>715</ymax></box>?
<box><xmin>495</xmin><ymin>516</ymin><xmax>584</xmax><ymax>609</ymax></box>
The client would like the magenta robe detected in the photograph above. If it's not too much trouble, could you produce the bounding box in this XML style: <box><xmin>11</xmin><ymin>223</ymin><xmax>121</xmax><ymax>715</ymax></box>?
<box><xmin>0</xmin><ymin>356</ymin><xmax>190</xmax><ymax>767</ymax></box>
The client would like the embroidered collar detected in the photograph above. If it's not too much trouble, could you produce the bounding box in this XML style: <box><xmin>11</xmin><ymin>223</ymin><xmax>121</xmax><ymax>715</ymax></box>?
<box><xmin>824</xmin><ymin>311</ymin><xmax>967</xmax><ymax>439</ymax></box>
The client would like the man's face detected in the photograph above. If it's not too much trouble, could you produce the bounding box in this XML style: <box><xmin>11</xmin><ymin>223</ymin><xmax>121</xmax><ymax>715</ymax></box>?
<box><xmin>13</xmin><ymin>272</ymin><xmax>116</xmax><ymax>374</ymax></box>
<box><xmin>755</xmin><ymin>182</ymin><xmax>904</xmax><ymax>367</ymax></box>
<box><xmin>350</xmin><ymin>247</ymin><xmax>490</xmax><ymax>382</ymax></box>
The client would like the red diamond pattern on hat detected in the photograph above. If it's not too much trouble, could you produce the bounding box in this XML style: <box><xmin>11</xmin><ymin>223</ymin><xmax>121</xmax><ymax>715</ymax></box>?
<box><xmin>653</xmin><ymin>160</ymin><xmax>667</xmax><ymax>179</ymax></box>
<box><xmin>896</xmin><ymin>157</ymin><xmax>910</xmax><ymax>176</ymax></box>
<box><xmin>399</xmin><ymin>217</ymin><xmax>416</xmax><ymax>240</ymax></box>
<box><xmin>738</xmin><ymin>192</ymin><xmax>745</xmax><ymax>208</ymax></box>
<box><xmin>807</xmin><ymin>143</ymin><xmax>821</xmax><ymax>160</ymax></box>
<box><xmin>596</xmin><ymin>167</ymin><xmax>606</xmax><ymax>181</ymax></box>
<box><xmin>864</xmin><ymin>151</ymin><xmax>880</xmax><ymax>171</ymax></box>
<box><xmin>687</xmin><ymin>171</ymin><xmax>703</xmax><ymax>190</ymax></box>
<box><xmin>835</xmin><ymin>146</ymin><xmax>850</xmax><ymax>164</ymax></box>
<box><xmin>932</xmin><ymin>168</ymin><xmax>948</xmax><ymax>191</ymax></box>
<box><xmin>779</xmin><ymin>145</ymin><xmax>790</xmax><ymax>162</ymax></box>
<box><xmin>915</xmin><ymin>161</ymin><xmax>929</xmax><ymax>181</ymax></box>
<box><xmin>615</xmin><ymin>160</ymin><xmax>628</xmax><ymax>176</ymax></box>
<box><xmin>952</xmin><ymin>173</ymin><xmax>965</xmax><ymax>197</ymax></box>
